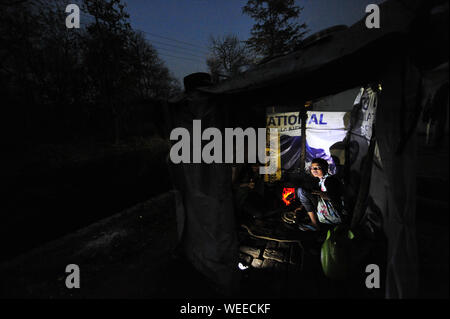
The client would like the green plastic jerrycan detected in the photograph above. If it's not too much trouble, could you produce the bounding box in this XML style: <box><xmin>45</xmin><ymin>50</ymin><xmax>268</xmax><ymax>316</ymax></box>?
<box><xmin>321</xmin><ymin>225</ymin><xmax>355</xmax><ymax>280</ymax></box>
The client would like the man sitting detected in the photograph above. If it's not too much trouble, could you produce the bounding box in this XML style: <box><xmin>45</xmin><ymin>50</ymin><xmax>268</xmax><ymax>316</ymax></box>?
<box><xmin>295</xmin><ymin>158</ymin><xmax>346</xmax><ymax>231</ymax></box>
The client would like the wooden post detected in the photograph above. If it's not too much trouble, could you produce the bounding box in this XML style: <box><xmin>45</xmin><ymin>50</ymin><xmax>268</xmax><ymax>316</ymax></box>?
<box><xmin>299</xmin><ymin>104</ymin><xmax>307</xmax><ymax>172</ymax></box>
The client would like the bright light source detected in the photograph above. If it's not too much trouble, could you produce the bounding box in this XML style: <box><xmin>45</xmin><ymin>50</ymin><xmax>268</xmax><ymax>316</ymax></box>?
<box><xmin>238</xmin><ymin>262</ymin><xmax>249</xmax><ymax>270</ymax></box>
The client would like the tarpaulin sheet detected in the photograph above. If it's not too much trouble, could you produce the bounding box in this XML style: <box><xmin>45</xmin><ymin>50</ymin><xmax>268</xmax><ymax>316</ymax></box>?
<box><xmin>267</xmin><ymin>111</ymin><xmax>349</xmax><ymax>175</ymax></box>
<box><xmin>365</xmin><ymin>58</ymin><xmax>422</xmax><ymax>298</ymax></box>
<box><xmin>167</xmin><ymin>94</ymin><xmax>239</xmax><ymax>295</ymax></box>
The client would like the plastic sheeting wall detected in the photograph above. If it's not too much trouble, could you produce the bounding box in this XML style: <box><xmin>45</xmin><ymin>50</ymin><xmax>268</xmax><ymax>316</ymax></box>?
<box><xmin>167</xmin><ymin>93</ymin><xmax>240</xmax><ymax>295</ymax></box>
<box><xmin>369</xmin><ymin>57</ymin><xmax>421</xmax><ymax>298</ymax></box>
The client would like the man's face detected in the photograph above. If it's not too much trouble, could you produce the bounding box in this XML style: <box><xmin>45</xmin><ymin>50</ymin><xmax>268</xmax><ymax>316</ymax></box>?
<box><xmin>310</xmin><ymin>163</ymin><xmax>324</xmax><ymax>178</ymax></box>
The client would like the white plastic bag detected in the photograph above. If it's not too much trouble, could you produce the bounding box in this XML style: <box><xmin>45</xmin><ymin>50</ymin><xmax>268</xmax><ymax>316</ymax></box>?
<box><xmin>317</xmin><ymin>197</ymin><xmax>342</xmax><ymax>224</ymax></box>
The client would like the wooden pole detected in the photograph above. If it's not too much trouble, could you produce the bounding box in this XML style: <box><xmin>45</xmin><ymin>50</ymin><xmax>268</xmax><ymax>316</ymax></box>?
<box><xmin>299</xmin><ymin>104</ymin><xmax>307</xmax><ymax>172</ymax></box>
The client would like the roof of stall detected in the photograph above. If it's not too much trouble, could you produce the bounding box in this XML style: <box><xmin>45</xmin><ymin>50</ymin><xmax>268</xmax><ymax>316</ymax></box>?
<box><xmin>194</xmin><ymin>0</ymin><xmax>448</xmax><ymax>104</ymax></box>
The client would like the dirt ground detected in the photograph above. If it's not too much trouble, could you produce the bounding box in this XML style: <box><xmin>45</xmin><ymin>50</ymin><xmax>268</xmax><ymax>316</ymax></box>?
<box><xmin>0</xmin><ymin>191</ymin><xmax>385</xmax><ymax>299</ymax></box>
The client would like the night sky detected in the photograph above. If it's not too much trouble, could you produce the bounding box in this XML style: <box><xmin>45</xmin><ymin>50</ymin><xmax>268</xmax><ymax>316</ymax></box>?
<box><xmin>125</xmin><ymin>0</ymin><xmax>386</xmax><ymax>83</ymax></box>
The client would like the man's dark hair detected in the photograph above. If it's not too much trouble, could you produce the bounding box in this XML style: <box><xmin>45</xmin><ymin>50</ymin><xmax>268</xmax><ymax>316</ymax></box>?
<box><xmin>311</xmin><ymin>158</ymin><xmax>329</xmax><ymax>174</ymax></box>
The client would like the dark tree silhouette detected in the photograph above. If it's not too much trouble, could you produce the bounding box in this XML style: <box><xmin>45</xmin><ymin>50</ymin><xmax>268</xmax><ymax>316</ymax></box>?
<box><xmin>242</xmin><ymin>0</ymin><xmax>308</xmax><ymax>59</ymax></box>
<box><xmin>0</xmin><ymin>0</ymin><xmax>179</xmax><ymax>145</ymax></box>
<box><xmin>206</xmin><ymin>34</ymin><xmax>252</xmax><ymax>83</ymax></box>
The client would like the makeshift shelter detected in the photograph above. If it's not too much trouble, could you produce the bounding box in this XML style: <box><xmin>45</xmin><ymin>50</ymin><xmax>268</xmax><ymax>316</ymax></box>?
<box><xmin>166</xmin><ymin>0</ymin><xmax>449</xmax><ymax>298</ymax></box>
